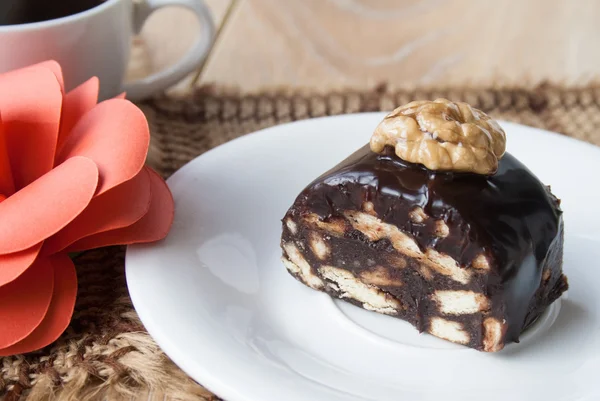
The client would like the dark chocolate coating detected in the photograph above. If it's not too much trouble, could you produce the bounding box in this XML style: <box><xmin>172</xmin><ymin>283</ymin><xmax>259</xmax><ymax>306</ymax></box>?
<box><xmin>290</xmin><ymin>145</ymin><xmax>563</xmax><ymax>342</ymax></box>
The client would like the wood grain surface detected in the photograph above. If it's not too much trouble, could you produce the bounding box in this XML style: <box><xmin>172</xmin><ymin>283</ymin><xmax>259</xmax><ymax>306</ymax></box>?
<box><xmin>198</xmin><ymin>0</ymin><xmax>600</xmax><ymax>91</ymax></box>
<box><xmin>131</xmin><ymin>0</ymin><xmax>600</xmax><ymax>94</ymax></box>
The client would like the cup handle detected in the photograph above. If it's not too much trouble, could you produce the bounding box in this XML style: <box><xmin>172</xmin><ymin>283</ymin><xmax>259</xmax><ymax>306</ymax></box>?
<box><xmin>123</xmin><ymin>0</ymin><xmax>215</xmax><ymax>101</ymax></box>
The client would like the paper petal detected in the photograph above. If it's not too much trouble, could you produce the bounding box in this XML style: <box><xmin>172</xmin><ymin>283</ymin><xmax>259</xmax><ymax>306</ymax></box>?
<box><xmin>67</xmin><ymin>167</ymin><xmax>174</xmax><ymax>251</ymax></box>
<box><xmin>57</xmin><ymin>99</ymin><xmax>150</xmax><ymax>196</ymax></box>
<box><xmin>0</xmin><ymin>243</ymin><xmax>42</xmax><ymax>287</ymax></box>
<box><xmin>44</xmin><ymin>168</ymin><xmax>151</xmax><ymax>254</ymax></box>
<box><xmin>56</xmin><ymin>77</ymin><xmax>99</xmax><ymax>157</ymax></box>
<box><xmin>0</xmin><ymin>253</ymin><xmax>76</xmax><ymax>356</ymax></box>
<box><xmin>0</xmin><ymin>64</ymin><xmax>63</xmax><ymax>189</ymax></box>
<box><xmin>0</xmin><ymin>256</ymin><xmax>54</xmax><ymax>348</ymax></box>
<box><xmin>36</xmin><ymin>61</ymin><xmax>65</xmax><ymax>92</ymax></box>
<box><xmin>0</xmin><ymin>113</ymin><xmax>15</xmax><ymax>196</ymax></box>
<box><xmin>0</xmin><ymin>156</ymin><xmax>98</xmax><ymax>254</ymax></box>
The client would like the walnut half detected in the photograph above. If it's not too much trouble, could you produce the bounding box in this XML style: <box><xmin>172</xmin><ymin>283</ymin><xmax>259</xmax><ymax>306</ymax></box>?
<box><xmin>370</xmin><ymin>99</ymin><xmax>506</xmax><ymax>175</ymax></box>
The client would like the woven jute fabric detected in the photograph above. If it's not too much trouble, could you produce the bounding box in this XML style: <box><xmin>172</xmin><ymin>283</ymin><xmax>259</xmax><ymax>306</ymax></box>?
<box><xmin>2</xmin><ymin>84</ymin><xmax>600</xmax><ymax>401</ymax></box>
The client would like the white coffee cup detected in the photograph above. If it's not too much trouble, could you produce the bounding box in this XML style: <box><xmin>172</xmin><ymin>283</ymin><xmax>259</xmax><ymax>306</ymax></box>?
<box><xmin>0</xmin><ymin>0</ymin><xmax>215</xmax><ymax>100</ymax></box>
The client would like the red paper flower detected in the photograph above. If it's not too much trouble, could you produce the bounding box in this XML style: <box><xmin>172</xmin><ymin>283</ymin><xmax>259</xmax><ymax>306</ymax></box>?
<box><xmin>0</xmin><ymin>61</ymin><xmax>174</xmax><ymax>356</ymax></box>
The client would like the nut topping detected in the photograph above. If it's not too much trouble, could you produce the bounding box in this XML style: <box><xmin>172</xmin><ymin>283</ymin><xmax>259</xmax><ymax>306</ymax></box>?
<box><xmin>370</xmin><ymin>99</ymin><xmax>506</xmax><ymax>175</ymax></box>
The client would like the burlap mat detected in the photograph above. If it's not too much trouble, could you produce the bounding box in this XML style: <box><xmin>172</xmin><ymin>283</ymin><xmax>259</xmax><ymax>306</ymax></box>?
<box><xmin>2</xmin><ymin>84</ymin><xmax>600</xmax><ymax>401</ymax></box>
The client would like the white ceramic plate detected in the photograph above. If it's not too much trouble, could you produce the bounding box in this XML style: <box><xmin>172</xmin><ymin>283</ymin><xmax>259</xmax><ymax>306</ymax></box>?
<box><xmin>126</xmin><ymin>114</ymin><xmax>600</xmax><ymax>401</ymax></box>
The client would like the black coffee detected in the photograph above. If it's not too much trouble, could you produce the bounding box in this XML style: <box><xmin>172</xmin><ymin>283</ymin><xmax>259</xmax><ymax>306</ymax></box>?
<box><xmin>0</xmin><ymin>0</ymin><xmax>106</xmax><ymax>25</ymax></box>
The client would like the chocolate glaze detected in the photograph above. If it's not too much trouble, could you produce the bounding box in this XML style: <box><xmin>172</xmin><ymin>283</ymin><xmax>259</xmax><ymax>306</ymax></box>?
<box><xmin>289</xmin><ymin>144</ymin><xmax>563</xmax><ymax>342</ymax></box>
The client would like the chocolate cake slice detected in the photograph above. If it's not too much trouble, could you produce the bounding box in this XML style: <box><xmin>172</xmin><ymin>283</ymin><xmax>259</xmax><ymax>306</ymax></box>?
<box><xmin>280</xmin><ymin>99</ymin><xmax>567</xmax><ymax>352</ymax></box>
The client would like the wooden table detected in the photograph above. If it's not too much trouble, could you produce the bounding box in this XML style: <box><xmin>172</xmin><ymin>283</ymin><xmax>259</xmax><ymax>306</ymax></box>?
<box><xmin>131</xmin><ymin>1</ymin><xmax>598</xmax><ymax>399</ymax></box>
<box><xmin>131</xmin><ymin>0</ymin><xmax>600</xmax><ymax>97</ymax></box>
